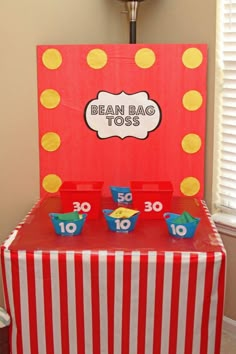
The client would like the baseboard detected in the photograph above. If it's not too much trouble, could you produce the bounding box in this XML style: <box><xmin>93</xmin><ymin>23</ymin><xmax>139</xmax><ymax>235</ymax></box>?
<box><xmin>223</xmin><ymin>316</ymin><xmax>236</xmax><ymax>336</ymax></box>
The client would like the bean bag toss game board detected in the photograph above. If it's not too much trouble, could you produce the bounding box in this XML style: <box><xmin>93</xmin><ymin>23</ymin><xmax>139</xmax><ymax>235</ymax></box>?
<box><xmin>37</xmin><ymin>44</ymin><xmax>207</xmax><ymax>198</ymax></box>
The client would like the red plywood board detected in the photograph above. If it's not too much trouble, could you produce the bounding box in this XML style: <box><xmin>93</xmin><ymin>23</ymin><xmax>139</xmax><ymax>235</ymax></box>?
<box><xmin>37</xmin><ymin>44</ymin><xmax>207</xmax><ymax>198</ymax></box>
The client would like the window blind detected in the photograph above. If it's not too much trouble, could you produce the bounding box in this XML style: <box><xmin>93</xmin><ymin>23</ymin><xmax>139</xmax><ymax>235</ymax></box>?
<box><xmin>215</xmin><ymin>0</ymin><xmax>236</xmax><ymax>211</ymax></box>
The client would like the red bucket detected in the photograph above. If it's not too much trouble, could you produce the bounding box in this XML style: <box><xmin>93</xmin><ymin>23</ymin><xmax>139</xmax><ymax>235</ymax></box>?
<box><xmin>130</xmin><ymin>181</ymin><xmax>173</xmax><ymax>219</ymax></box>
<box><xmin>60</xmin><ymin>181</ymin><xmax>104</xmax><ymax>219</ymax></box>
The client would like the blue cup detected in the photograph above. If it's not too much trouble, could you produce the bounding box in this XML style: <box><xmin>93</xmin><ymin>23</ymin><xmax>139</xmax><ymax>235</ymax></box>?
<box><xmin>49</xmin><ymin>212</ymin><xmax>87</xmax><ymax>236</ymax></box>
<box><xmin>103</xmin><ymin>209</ymin><xmax>140</xmax><ymax>233</ymax></box>
<box><xmin>164</xmin><ymin>212</ymin><xmax>200</xmax><ymax>239</ymax></box>
<box><xmin>110</xmin><ymin>186</ymin><xmax>132</xmax><ymax>204</ymax></box>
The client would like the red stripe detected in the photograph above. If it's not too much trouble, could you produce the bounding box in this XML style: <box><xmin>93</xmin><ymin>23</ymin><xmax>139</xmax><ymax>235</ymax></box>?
<box><xmin>169</xmin><ymin>253</ymin><xmax>182</xmax><ymax>354</ymax></box>
<box><xmin>184</xmin><ymin>253</ymin><xmax>198</xmax><ymax>354</ymax></box>
<box><xmin>214</xmin><ymin>253</ymin><xmax>226</xmax><ymax>354</ymax></box>
<box><xmin>74</xmin><ymin>253</ymin><xmax>85</xmax><ymax>354</ymax></box>
<box><xmin>90</xmin><ymin>253</ymin><xmax>101</xmax><ymax>354</ymax></box>
<box><xmin>0</xmin><ymin>248</ymin><xmax>10</xmax><ymax>310</ymax></box>
<box><xmin>58</xmin><ymin>253</ymin><xmax>70</xmax><ymax>354</ymax></box>
<box><xmin>42</xmin><ymin>252</ymin><xmax>54</xmax><ymax>354</ymax></box>
<box><xmin>26</xmin><ymin>252</ymin><xmax>39</xmax><ymax>354</ymax></box>
<box><xmin>152</xmin><ymin>253</ymin><xmax>165</xmax><ymax>354</ymax></box>
<box><xmin>0</xmin><ymin>249</ymin><xmax>12</xmax><ymax>352</ymax></box>
<box><xmin>200</xmin><ymin>254</ymin><xmax>214</xmax><ymax>354</ymax></box>
<box><xmin>107</xmin><ymin>254</ymin><xmax>115</xmax><ymax>354</ymax></box>
<box><xmin>121</xmin><ymin>254</ymin><xmax>132</xmax><ymax>354</ymax></box>
<box><xmin>10</xmin><ymin>252</ymin><xmax>23</xmax><ymax>354</ymax></box>
<box><xmin>137</xmin><ymin>253</ymin><xmax>148</xmax><ymax>354</ymax></box>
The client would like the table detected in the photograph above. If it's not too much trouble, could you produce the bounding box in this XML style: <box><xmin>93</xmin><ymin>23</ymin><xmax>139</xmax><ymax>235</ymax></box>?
<box><xmin>0</xmin><ymin>197</ymin><xmax>226</xmax><ymax>354</ymax></box>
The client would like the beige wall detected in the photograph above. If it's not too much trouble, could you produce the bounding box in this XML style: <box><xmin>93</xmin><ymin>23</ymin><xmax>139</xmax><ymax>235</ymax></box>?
<box><xmin>0</xmin><ymin>0</ymin><xmax>219</xmax><ymax>309</ymax></box>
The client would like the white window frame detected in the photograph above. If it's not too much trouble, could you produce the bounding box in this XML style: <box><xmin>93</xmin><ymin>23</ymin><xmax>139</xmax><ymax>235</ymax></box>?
<box><xmin>213</xmin><ymin>0</ymin><xmax>236</xmax><ymax>236</ymax></box>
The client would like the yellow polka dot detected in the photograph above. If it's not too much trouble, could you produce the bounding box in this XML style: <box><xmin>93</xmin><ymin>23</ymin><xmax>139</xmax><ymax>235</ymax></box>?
<box><xmin>180</xmin><ymin>177</ymin><xmax>200</xmax><ymax>196</ymax></box>
<box><xmin>135</xmin><ymin>48</ymin><xmax>156</xmax><ymax>69</ymax></box>
<box><xmin>87</xmin><ymin>49</ymin><xmax>107</xmax><ymax>69</ymax></box>
<box><xmin>41</xmin><ymin>132</ymin><xmax>61</xmax><ymax>152</ymax></box>
<box><xmin>42</xmin><ymin>49</ymin><xmax>62</xmax><ymax>70</ymax></box>
<box><xmin>182</xmin><ymin>90</ymin><xmax>203</xmax><ymax>111</ymax></box>
<box><xmin>40</xmin><ymin>89</ymin><xmax>61</xmax><ymax>109</ymax></box>
<box><xmin>182</xmin><ymin>48</ymin><xmax>203</xmax><ymax>69</ymax></box>
<box><xmin>42</xmin><ymin>174</ymin><xmax>62</xmax><ymax>193</ymax></box>
<box><xmin>181</xmin><ymin>134</ymin><xmax>202</xmax><ymax>154</ymax></box>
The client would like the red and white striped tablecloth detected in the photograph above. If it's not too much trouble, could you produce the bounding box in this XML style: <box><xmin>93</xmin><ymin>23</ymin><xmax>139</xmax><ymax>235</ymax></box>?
<box><xmin>0</xmin><ymin>197</ymin><xmax>226</xmax><ymax>354</ymax></box>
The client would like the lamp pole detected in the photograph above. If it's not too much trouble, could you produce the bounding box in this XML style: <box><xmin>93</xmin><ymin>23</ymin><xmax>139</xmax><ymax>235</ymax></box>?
<box><xmin>118</xmin><ymin>1</ymin><xmax>145</xmax><ymax>44</ymax></box>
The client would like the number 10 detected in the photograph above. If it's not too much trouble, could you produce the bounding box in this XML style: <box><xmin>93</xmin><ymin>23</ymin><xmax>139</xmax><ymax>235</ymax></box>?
<box><xmin>114</xmin><ymin>219</ymin><xmax>131</xmax><ymax>230</ymax></box>
<box><xmin>170</xmin><ymin>224</ymin><xmax>187</xmax><ymax>237</ymax></box>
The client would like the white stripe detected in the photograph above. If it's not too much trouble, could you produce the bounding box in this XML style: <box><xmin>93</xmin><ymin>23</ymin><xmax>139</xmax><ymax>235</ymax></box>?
<box><xmin>66</xmin><ymin>252</ymin><xmax>77</xmax><ymax>354</ymax></box>
<box><xmin>192</xmin><ymin>253</ymin><xmax>207</xmax><ymax>354</ymax></box>
<box><xmin>50</xmin><ymin>252</ymin><xmax>62</xmax><ymax>354</ymax></box>
<box><xmin>34</xmin><ymin>251</ymin><xmax>46</xmax><ymax>354</ymax></box>
<box><xmin>99</xmin><ymin>251</ymin><xmax>108</xmax><ymax>354</ymax></box>
<box><xmin>3</xmin><ymin>250</ymin><xmax>17</xmax><ymax>354</ymax></box>
<box><xmin>82</xmin><ymin>251</ymin><xmax>93</xmax><ymax>354</ymax></box>
<box><xmin>3</xmin><ymin>229</ymin><xmax>19</xmax><ymax>249</ymax></box>
<box><xmin>201</xmin><ymin>200</ymin><xmax>225</xmax><ymax>249</ymax></box>
<box><xmin>161</xmin><ymin>252</ymin><xmax>173</xmax><ymax>354</ymax></box>
<box><xmin>176</xmin><ymin>253</ymin><xmax>190</xmax><ymax>354</ymax></box>
<box><xmin>129</xmin><ymin>251</ymin><xmax>140</xmax><ymax>354</ymax></box>
<box><xmin>207</xmin><ymin>253</ymin><xmax>223</xmax><ymax>354</ymax></box>
<box><xmin>18</xmin><ymin>251</ymin><xmax>31</xmax><ymax>354</ymax></box>
<box><xmin>145</xmin><ymin>252</ymin><xmax>157</xmax><ymax>354</ymax></box>
<box><xmin>114</xmin><ymin>251</ymin><xmax>124</xmax><ymax>354</ymax></box>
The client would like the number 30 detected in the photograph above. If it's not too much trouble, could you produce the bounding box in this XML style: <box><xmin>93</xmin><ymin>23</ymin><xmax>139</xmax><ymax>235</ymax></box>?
<box><xmin>144</xmin><ymin>201</ymin><xmax>163</xmax><ymax>212</ymax></box>
<box><xmin>73</xmin><ymin>201</ymin><xmax>91</xmax><ymax>212</ymax></box>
